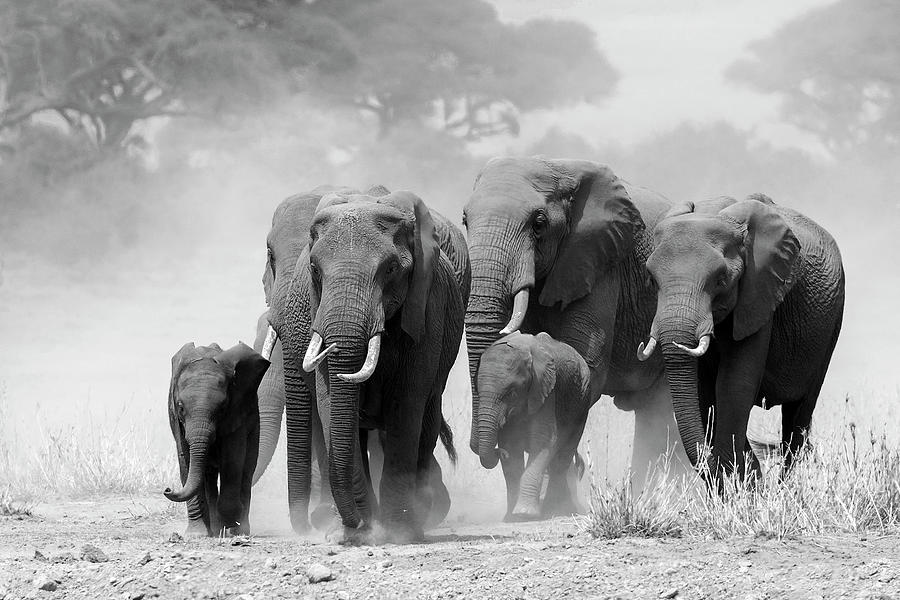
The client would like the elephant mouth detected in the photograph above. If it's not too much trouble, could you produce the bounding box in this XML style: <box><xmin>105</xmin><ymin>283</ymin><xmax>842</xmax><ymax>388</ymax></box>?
<box><xmin>303</xmin><ymin>331</ymin><xmax>383</xmax><ymax>384</ymax></box>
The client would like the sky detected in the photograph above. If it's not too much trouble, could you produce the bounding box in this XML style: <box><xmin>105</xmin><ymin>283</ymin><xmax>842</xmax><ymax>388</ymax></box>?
<box><xmin>488</xmin><ymin>0</ymin><xmax>833</xmax><ymax>154</ymax></box>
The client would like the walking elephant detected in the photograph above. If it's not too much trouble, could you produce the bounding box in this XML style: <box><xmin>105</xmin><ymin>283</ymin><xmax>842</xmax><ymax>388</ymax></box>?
<box><xmin>639</xmin><ymin>194</ymin><xmax>844</xmax><ymax>480</ymax></box>
<box><xmin>284</xmin><ymin>190</ymin><xmax>464</xmax><ymax>543</ymax></box>
<box><xmin>255</xmin><ymin>185</ymin><xmax>469</xmax><ymax>535</ymax></box>
<box><xmin>164</xmin><ymin>342</ymin><xmax>270</xmax><ymax>537</ymax></box>
<box><xmin>463</xmin><ymin>156</ymin><xmax>677</xmax><ymax>504</ymax></box>
<box><xmin>476</xmin><ymin>331</ymin><xmax>591</xmax><ymax>520</ymax></box>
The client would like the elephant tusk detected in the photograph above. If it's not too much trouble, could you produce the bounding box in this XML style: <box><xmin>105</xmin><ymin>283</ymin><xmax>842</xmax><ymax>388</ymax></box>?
<box><xmin>260</xmin><ymin>325</ymin><xmax>278</xmax><ymax>361</ymax></box>
<box><xmin>672</xmin><ymin>335</ymin><xmax>710</xmax><ymax>357</ymax></box>
<box><xmin>337</xmin><ymin>335</ymin><xmax>381</xmax><ymax>383</ymax></box>
<box><xmin>637</xmin><ymin>337</ymin><xmax>657</xmax><ymax>361</ymax></box>
<box><xmin>303</xmin><ymin>332</ymin><xmax>337</xmax><ymax>372</ymax></box>
<box><xmin>499</xmin><ymin>288</ymin><xmax>529</xmax><ymax>335</ymax></box>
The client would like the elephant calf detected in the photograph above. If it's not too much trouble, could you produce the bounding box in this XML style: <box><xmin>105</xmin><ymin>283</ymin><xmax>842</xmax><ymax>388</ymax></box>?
<box><xmin>476</xmin><ymin>331</ymin><xmax>591</xmax><ymax>520</ymax></box>
<box><xmin>164</xmin><ymin>342</ymin><xmax>270</xmax><ymax>537</ymax></box>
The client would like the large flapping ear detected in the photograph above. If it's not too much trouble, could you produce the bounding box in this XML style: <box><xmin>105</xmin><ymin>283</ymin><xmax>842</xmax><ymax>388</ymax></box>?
<box><xmin>539</xmin><ymin>159</ymin><xmax>645</xmax><ymax>309</ymax></box>
<box><xmin>216</xmin><ymin>342</ymin><xmax>271</xmax><ymax>408</ymax></box>
<box><xmin>379</xmin><ymin>191</ymin><xmax>440</xmax><ymax>343</ymax></box>
<box><xmin>527</xmin><ymin>333</ymin><xmax>557</xmax><ymax>415</ymax></box>
<box><xmin>719</xmin><ymin>197</ymin><xmax>800</xmax><ymax>340</ymax></box>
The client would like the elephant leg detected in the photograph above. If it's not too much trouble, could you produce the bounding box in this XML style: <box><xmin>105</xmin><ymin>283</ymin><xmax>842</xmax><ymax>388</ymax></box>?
<box><xmin>179</xmin><ymin>444</ymin><xmax>210</xmax><ymax>537</ymax></box>
<box><xmin>780</xmin><ymin>397</ymin><xmax>815</xmax><ymax>474</ymax></box>
<box><xmin>238</xmin><ymin>424</ymin><xmax>259</xmax><ymax>536</ymax></box>
<box><xmin>513</xmin><ymin>447</ymin><xmax>552</xmax><ymax>520</ymax></box>
<box><xmin>500</xmin><ymin>447</ymin><xmax>525</xmax><ymax>522</ymax></box>
<box><xmin>284</xmin><ymin>362</ymin><xmax>314</xmax><ymax>534</ymax></box>
<box><xmin>359</xmin><ymin>428</ymin><xmax>380</xmax><ymax>517</ymax></box>
<box><xmin>629</xmin><ymin>374</ymin><xmax>691</xmax><ymax>493</ymax></box>
<box><xmin>218</xmin><ymin>435</ymin><xmax>249</xmax><ymax>536</ymax></box>
<box><xmin>424</xmin><ymin>454</ymin><xmax>451</xmax><ymax>528</ymax></box>
<box><xmin>542</xmin><ymin>415</ymin><xmax>586</xmax><ymax>518</ymax></box>
<box><xmin>713</xmin><ymin>324</ymin><xmax>772</xmax><ymax>478</ymax></box>
<box><xmin>379</xmin><ymin>404</ymin><xmax>426</xmax><ymax>542</ymax></box>
<box><xmin>312</xmin><ymin>396</ymin><xmax>333</xmax><ymax>508</ymax></box>
<box><xmin>205</xmin><ymin>469</ymin><xmax>222</xmax><ymax>535</ymax></box>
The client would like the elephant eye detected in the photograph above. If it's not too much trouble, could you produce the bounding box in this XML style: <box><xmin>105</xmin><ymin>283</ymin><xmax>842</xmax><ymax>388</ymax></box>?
<box><xmin>386</xmin><ymin>260</ymin><xmax>400</xmax><ymax>276</ymax></box>
<box><xmin>717</xmin><ymin>274</ymin><xmax>728</xmax><ymax>288</ymax></box>
<box><xmin>532</xmin><ymin>211</ymin><xmax>548</xmax><ymax>236</ymax></box>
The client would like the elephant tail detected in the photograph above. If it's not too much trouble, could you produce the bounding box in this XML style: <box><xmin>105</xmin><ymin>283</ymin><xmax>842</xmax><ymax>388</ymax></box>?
<box><xmin>439</xmin><ymin>417</ymin><xmax>457</xmax><ymax>466</ymax></box>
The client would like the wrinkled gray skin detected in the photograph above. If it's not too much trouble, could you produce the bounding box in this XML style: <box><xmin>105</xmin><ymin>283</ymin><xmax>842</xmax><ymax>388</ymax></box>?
<box><xmin>464</xmin><ymin>156</ymin><xmax>680</xmax><ymax>502</ymax></box>
<box><xmin>476</xmin><ymin>331</ymin><xmax>591</xmax><ymax>520</ymax></box>
<box><xmin>261</xmin><ymin>185</ymin><xmax>469</xmax><ymax>539</ymax></box>
<box><xmin>644</xmin><ymin>194</ymin><xmax>845</xmax><ymax>481</ymax></box>
<box><xmin>165</xmin><ymin>342</ymin><xmax>269</xmax><ymax>537</ymax></box>
<box><xmin>289</xmin><ymin>190</ymin><xmax>465</xmax><ymax>543</ymax></box>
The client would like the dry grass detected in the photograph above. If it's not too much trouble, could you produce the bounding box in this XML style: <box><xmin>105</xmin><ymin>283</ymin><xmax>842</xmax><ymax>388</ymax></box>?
<box><xmin>583</xmin><ymin>425</ymin><xmax>900</xmax><ymax>540</ymax></box>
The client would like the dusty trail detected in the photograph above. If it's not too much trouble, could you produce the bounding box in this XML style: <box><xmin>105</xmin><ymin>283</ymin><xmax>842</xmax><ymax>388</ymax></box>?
<box><xmin>1</xmin><ymin>496</ymin><xmax>897</xmax><ymax>599</ymax></box>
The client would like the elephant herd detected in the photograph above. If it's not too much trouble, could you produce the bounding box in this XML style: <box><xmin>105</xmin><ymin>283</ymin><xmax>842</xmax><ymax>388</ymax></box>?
<box><xmin>164</xmin><ymin>156</ymin><xmax>845</xmax><ymax>544</ymax></box>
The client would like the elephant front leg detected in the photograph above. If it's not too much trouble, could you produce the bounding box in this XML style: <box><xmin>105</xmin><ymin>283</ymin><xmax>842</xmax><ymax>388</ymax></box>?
<box><xmin>499</xmin><ymin>445</ymin><xmax>525</xmax><ymax>522</ymax></box>
<box><xmin>542</xmin><ymin>414</ymin><xmax>586</xmax><ymax>518</ymax></box>
<box><xmin>237</xmin><ymin>424</ymin><xmax>260</xmax><ymax>536</ymax></box>
<box><xmin>380</xmin><ymin>406</ymin><xmax>426</xmax><ymax>542</ymax></box>
<box><xmin>205</xmin><ymin>470</ymin><xmax>222</xmax><ymax>536</ymax></box>
<box><xmin>218</xmin><ymin>434</ymin><xmax>250</xmax><ymax>536</ymax></box>
<box><xmin>513</xmin><ymin>448</ymin><xmax>552</xmax><ymax>521</ymax></box>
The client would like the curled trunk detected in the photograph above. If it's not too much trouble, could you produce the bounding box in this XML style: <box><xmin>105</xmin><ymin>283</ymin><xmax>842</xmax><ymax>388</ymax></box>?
<box><xmin>476</xmin><ymin>396</ymin><xmax>504</xmax><ymax>469</ymax></box>
<box><xmin>165</xmin><ymin>423</ymin><xmax>213</xmax><ymax>502</ymax></box>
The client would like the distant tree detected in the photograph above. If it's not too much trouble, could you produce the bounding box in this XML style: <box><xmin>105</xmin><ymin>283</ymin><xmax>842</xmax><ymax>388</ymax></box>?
<box><xmin>312</xmin><ymin>0</ymin><xmax>618</xmax><ymax>139</ymax></box>
<box><xmin>0</xmin><ymin>0</ymin><xmax>352</xmax><ymax>152</ymax></box>
<box><xmin>727</xmin><ymin>0</ymin><xmax>900</xmax><ymax>156</ymax></box>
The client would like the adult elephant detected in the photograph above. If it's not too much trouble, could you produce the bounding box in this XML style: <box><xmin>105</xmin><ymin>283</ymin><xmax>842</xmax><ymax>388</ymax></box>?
<box><xmin>284</xmin><ymin>190</ymin><xmax>464</xmax><ymax>543</ymax></box>
<box><xmin>464</xmin><ymin>156</ymin><xmax>675</xmax><ymax>504</ymax></box>
<box><xmin>639</xmin><ymin>194</ymin><xmax>844</xmax><ymax>479</ymax></box>
<box><xmin>257</xmin><ymin>185</ymin><xmax>470</xmax><ymax>536</ymax></box>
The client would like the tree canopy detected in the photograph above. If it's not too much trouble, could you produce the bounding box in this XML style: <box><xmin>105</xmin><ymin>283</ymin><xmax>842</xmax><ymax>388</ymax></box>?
<box><xmin>0</xmin><ymin>0</ymin><xmax>617</xmax><ymax>151</ymax></box>
<box><xmin>727</xmin><ymin>0</ymin><xmax>900</xmax><ymax>156</ymax></box>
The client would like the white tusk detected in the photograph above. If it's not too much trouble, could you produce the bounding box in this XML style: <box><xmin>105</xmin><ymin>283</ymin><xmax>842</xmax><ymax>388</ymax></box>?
<box><xmin>499</xmin><ymin>288</ymin><xmax>529</xmax><ymax>335</ymax></box>
<box><xmin>337</xmin><ymin>335</ymin><xmax>381</xmax><ymax>383</ymax></box>
<box><xmin>637</xmin><ymin>337</ymin><xmax>657</xmax><ymax>361</ymax></box>
<box><xmin>260</xmin><ymin>325</ymin><xmax>278</xmax><ymax>360</ymax></box>
<box><xmin>303</xmin><ymin>332</ymin><xmax>337</xmax><ymax>372</ymax></box>
<box><xmin>672</xmin><ymin>335</ymin><xmax>711</xmax><ymax>357</ymax></box>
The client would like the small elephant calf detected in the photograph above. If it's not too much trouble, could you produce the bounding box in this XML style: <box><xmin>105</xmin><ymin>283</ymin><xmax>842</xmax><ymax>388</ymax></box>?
<box><xmin>475</xmin><ymin>331</ymin><xmax>592</xmax><ymax>520</ymax></box>
<box><xmin>164</xmin><ymin>342</ymin><xmax>270</xmax><ymax>537</ymax></box>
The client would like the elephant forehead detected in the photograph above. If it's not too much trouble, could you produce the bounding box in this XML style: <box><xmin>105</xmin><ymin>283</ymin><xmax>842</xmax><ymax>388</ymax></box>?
<box><xmin>656</xmin><ymin>214</ymin><xmax>741</xmax><ymax>245</ymax></box>
<box><xmin>177</xmin><ymin>359</ymin><xmax>227</xmax><ymax>389</ymax></box>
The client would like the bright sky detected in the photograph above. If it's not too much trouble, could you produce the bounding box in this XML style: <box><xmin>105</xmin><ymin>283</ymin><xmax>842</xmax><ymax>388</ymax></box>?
<box><xmin>488</xmin><ymin>0</ymin><xmax>833</xmax><ymax>153</ymax></box>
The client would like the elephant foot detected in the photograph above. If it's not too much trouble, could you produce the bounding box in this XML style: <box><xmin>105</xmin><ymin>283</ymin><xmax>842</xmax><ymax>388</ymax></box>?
<box><xmin>541</xmin><ymin>495</ymin><xmax>581</xmax><ymax>518</ymax></box>
<box><xmin>311</xmin><ymin>503</ymin><xmax>337</xmax><ymax>531</ymax></box>
<box><xmin>183</xmin><ymin>521</ymin><xmax>210</xmax><ymax>539</ymax></box>
<box><xmin>510</xmin><ymin>500</ymin><xmax>543</xmax><ymax>522</ymax></box>
<box><xmin>375</xmin><ymin>522</ymin><xmax>424</xmax><ymax>545</ymax></box>
<box><xmin>423</xmin><ymin>486</ymin><xmax>451</xmax><ymax>529</ymax></box>
<box><xmin>289</xmin><ymin>508</ymin><xmax>312</xmax><ymax>536</ymax></box>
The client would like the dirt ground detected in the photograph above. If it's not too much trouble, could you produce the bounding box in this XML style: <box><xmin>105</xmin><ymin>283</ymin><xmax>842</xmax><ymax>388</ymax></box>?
<box><xmin>1</xmin><ymin>496</ymin><xmax>898</xmax><ymax>600</ymax></box>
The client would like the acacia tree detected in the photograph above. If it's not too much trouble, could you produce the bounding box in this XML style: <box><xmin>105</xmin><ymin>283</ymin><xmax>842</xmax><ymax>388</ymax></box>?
<box><xmin>312</xmin><ymin>0</ymin><xmax>618</xmax><ymax>139</ymax></box>
<box><xmin>727</xmin><ymin>0</ymin><xmax>900</xmax><ymax>156</ymax></box>
<box><xmin>0</xmin><ymin>0</ymin><xmax>351</xmax><ymax>152</ymax></box>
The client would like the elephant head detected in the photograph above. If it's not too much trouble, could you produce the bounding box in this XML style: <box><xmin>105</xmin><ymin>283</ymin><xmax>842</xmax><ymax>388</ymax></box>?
<box><xmin>463</xmin><ymin>156</ymin><xmax>643</xmax><ymax>451</ymax></box>
<box><xmin>475</xmin><ymin>331</ymin><xmax>556</xmax><ymax>469</ymax></box>
<box><xmin>165</xmin><ymin>342</ymin><xmax>270</xmax><ymax>502</ymax></box>
<box><xmin>299</xmin><ymin>190</ymin><xmax>440</xmax><ymax>529</ymax></box>
<box><xmin>641</xmin><ymin>195</ymin><xmax>799</xmax><ymax>470</ymax></box>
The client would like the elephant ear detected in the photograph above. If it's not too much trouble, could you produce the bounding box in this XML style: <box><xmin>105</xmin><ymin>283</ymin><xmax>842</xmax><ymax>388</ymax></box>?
<box><xmin>380</xmin><ymin>191</ymin><xmax>440</xmax><ymax>343</ymax></box>
<box><xmin>720</xmin><ymin>198</ymin><xmax>800</xmax><ymax>340</ymax></box>
<box><xmin>662</xmin><ymin>201</ymin><xmax>695</xmax><ymax>220</ymax></box>
<box><xmin>527</xmin><ymin>333</ymin><xmax>557</xmax><ymax>415</ymax></box>
<box><xmin>216</xmin><ymin>342</ymin><xmax>271</xmax><ymax>410</ymax></box>
<box><xmin>262</xmin><ymin>245</ymin><xmax>275</xmax><ymax>306</ymax></box>
<box><xmin>539</xmin><ymin>160</ymin><xmax>644</xmax><ymax>309</ymax></box>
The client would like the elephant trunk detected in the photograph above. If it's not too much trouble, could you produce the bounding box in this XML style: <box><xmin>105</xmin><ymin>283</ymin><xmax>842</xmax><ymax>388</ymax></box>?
<box><xmin>655</xmin><ymin>286</ymin><xmax>715</xmax><ymax>473</ymax></box>
<box><xmin>465</xmin><ymin>226</ymin><xmax>533</xmax><ymax>454</ymax></box>
<box><xmin>476</xmin><ymin>393</ymin><xmax>504</xmax><ymax>469</ymax></box>
<box><xmin>164</xmin><ymin>421</ymin><xmax>214</xmax><ymax>502</ymax></box>
<box><xmin>253</xmin><ymin>337</ymin><xmax>284</xmax><ymax>485</ymax></box>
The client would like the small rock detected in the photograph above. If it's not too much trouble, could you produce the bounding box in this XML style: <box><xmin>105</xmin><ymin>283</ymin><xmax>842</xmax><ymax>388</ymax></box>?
<box><xmin>34</xmin><ymin>550</ymin><xmax>47</xmax><ymax>562</ymax></box>
<box><xmin>33</xmin><ymin>575</ymin><xmax>58</xmax><ymax>592</ymax></box>
<box><xmin>307</xmin><ymin>563</ymin><xmax>335</xmax><ymax>583</ymax></box>
<box><xmin>337</xmin><ymin>592</ymin><xmax>350</xmax><ymax>600</ymax></box>
<box><xmin>265</xmin><ymin>558</ymin><xmax>277</xmax><ymax>570</ymax></box>
<box><xmin>659</xmin><ymin>589</ymin><xmax>678</xmax><ymax>599</ymax></box>
<box><xmin>129</xmin><ymin>593</ymin><xmax>146</xmax><ymax>600</ymax></box>
<box><xmin>168</xmin><ymin>532</ymin><xmax>184</xmax><ymax>543</ymax></box>
<box><xmin>80</xmin><ymin>544</ymin><xmax>108</xmax><ymax>563</ymax></box>
<box><xmin>137</xmin><ymin>552</ymin><xmax>152</xmax><ymax>566</ymax></box>
<box><xmin>51</xmin><ymin>552</ymin><xmax>76</xmax><ymax>564</ymax></box>
<box><xmin>378</xmin><ymin>559</ymin><xmax>393</xmax><ymax>569</ymax></box>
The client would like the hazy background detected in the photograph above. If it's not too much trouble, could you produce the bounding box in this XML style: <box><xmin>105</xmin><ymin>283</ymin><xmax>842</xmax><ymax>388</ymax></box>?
<box><xmin>1</xmin><ymin>0</ymin><xmax>897</xmax><ymax>524</ymax></box>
